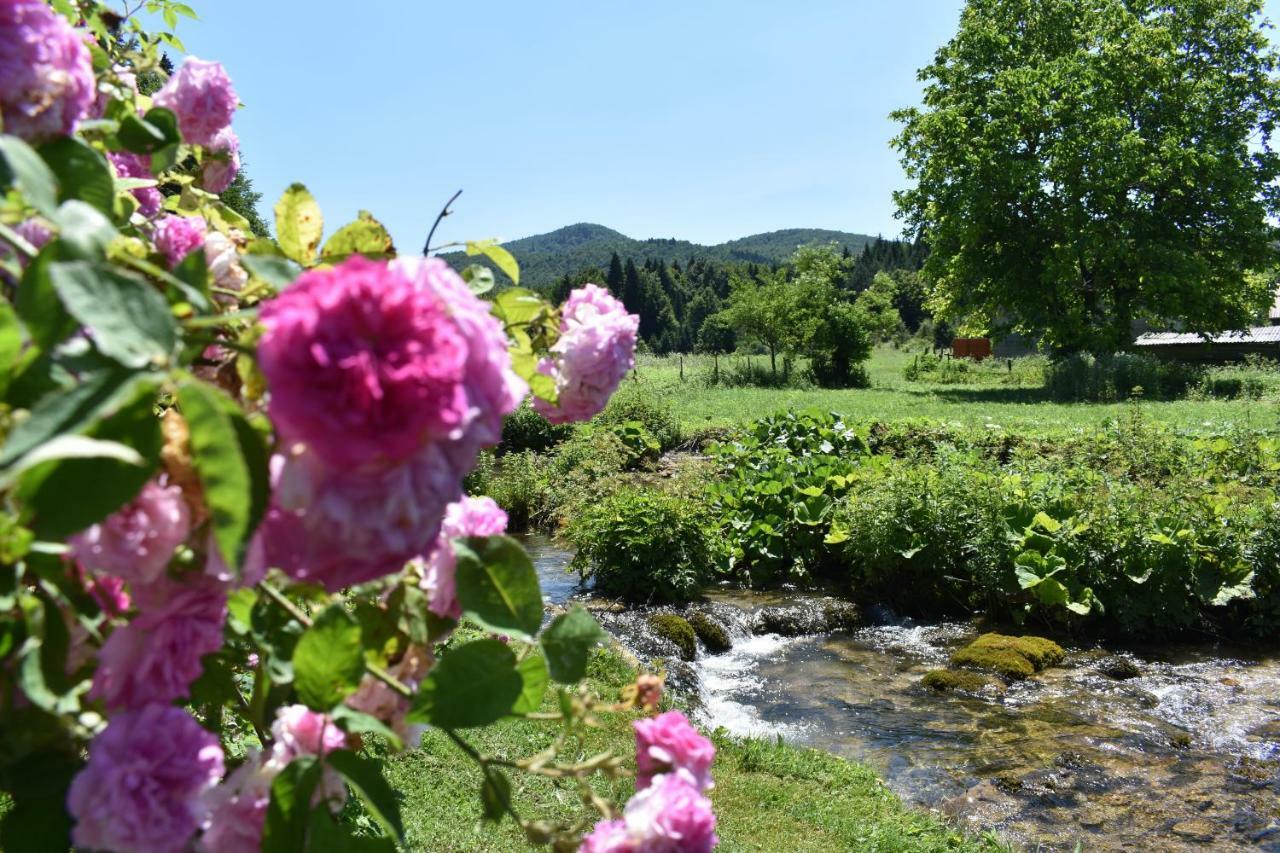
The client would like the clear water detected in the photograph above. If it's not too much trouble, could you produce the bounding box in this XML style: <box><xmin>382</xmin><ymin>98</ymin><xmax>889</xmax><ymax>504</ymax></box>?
<box><xmin>524</xmin><ymin>539</ymin><xmax>1280</xmax><ymax>850</ymax></box>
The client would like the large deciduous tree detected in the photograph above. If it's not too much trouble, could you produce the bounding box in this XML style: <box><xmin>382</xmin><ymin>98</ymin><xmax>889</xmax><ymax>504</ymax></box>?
<box><xmin>893</xmin><ymin>0</ymin><xmax>1280</xmax><ymax>354</ymax></box>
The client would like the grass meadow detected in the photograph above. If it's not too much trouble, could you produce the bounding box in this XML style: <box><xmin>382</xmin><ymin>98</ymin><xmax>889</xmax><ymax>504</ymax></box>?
<box><xmin>631</xmin><ymin>346</ymin><xmax>1279</xmax><ymax>437</ymax></box>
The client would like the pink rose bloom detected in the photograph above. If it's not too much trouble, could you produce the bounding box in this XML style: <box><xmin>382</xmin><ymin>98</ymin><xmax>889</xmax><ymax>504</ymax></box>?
<box><xmin>580</xmin><ymin>819</ymin><xmax>635</xmax><ymax>853</ymax></box>
<box><xmin>421</xmin><ymin>495</ymin><xmax>509</xmax><ymax>620</ymax></box>
<box><xmin>533</xmin><ymin>284</ymin><xmax>638</xmax><ymax>424</ymax></box>
<box><xmin>0</xmin><ymin>0</ymin><xmax>95</xmax><ymax>140</ymax></box>
<box><xmin>152</xmin><ymin>57</ymin><xmax>237</xmax><ymax>146</ymax></box>
<box><xmin>153</xmin><ymin>214</ymin><xmax>208</xmax><ymax>268</ymax></box>
<box><xmin>90</xmin><ymin>577</ymin><xmax>227</xmax><ymax>711</ymax></box>
<box><xmin>205</xmin><ymin>229</ymin><xmax>248</xmax><ymax>296</ymax></box>
<box><xmin>201</xmin><ymin>126</ymin><xmax>240</xmax><ymax>193</ymax></box>
<box><xmin>201</xmin><ymin>753</ymin><xmax>274</xmax><ymax>853</ymax></box>
<box><xmin>68</xmin><ymin>477</ymin><xmax>191</xmax><ymax>589</ymax></box>
<box><xmin>250</xmin><ymin>442</ymin><xmax>467</xmax><ymax>590</ymax></box>
<box><xmin>93</xmin><ymin>63</ymin><xmax>138</xmax><ymax>118</ymax></box>
<box><xmin>270</xmin><ymin>704</ymin><xmax>348</xmax><ymax>808</ymax></box>
<box><xmin>582</xmin><ymin>774</ymin><xmax>718</xmax><ymax>852</ymax></box>
<box><xmin>67</xmin><ymin>704</ymin><xmax>224</xmax><ymax>853</ymax></box>
<box><xmin>634</xmin><ymin>711</ymin><xmax>715</xmax><ymax>792</ymax></box>
<box><xmin>257</xmin><ymin>256</ymin><xmax>525</xmax><ymax>471</ymax></box>
<box><xmin>109</xmin><ymin>150</ymin><xmax>163</xmax><ymax>217</ymax></box>
<box><xmin>270</xmin><ymin>704</ymin><xmax>347</xmax><ymax>763</ymax></box>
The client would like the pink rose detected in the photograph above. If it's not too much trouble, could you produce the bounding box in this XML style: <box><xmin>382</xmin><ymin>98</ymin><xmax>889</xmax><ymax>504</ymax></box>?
<box><xmin>250</xmin><ymin>442</ymin><xmax>466</xmax><ymax>590</ymax></box>
<box><xmin>202</xmin><ymin>126</ymin><xmax>241</xmax><ymax>193</ymax></box>
<box><xmin>270</xmin><ymin>704</ymin><xmax>348</xmax><ymax>763</ymax></box>
<box><xmin>421</xmin><ymin>495</ymin><xmax>509</xmax><ymax>620</ymax></box>
<box><xmin>90</xmin><ymin>576</ymin><xmax>227</xmax><ymax>711</ymax></box>
<box><xmin>67</xmin><ymin>705</ymin><xmax>224</xmax><ymax>853</ymax></box>
<box><xmin>153</xmin><ymin>214</ymin><xmax>208</xmax><ymax>268</ymax></box>
<box><xmin>68</xmin><ymin>477</ymin><xmax>191</xmax><ymax>589</ymax></box>
<box><xmin>582</xmin><ymin>773</ymin><xmax>718</xmax><ymax>852</ymax></box>
<box><xmin>634</xmin><ymin>711</ymin><xmax>715</xmax><ymax>792</ymax></box>
<box><xmin>200</xmin><ymin>753</ymin><xmax>274</xmax><ymax>853</ymax></box>
<box><xmin>0</xmin><ymin>0</ymin><xmax>95</xmax><ymax>141</ymax></box>
<box><xmin>153</xmin><ymin>57</ymin><xmax>237</xmax><ymax>146</ymax></box>
<box><xmin>532</xmin><ymin>284</ymin><xmax>638</xmax><ymax>424</ymax></box>
<box><xmin>344</xmin><ymin>645</ymin><xmax>432</xmax><ymax>745</ymax></box>
<box><xmin>109</xmin><ymin>151</ymin><xmax>163</xmax><ymax>217</ymax></box>
<box><xmin>257</xmin><ymin>256</ymin><xmax>524</xmax><ymax>471</ymax></box>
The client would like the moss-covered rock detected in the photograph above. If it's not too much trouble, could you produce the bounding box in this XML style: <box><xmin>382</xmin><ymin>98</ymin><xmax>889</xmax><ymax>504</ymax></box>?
<box><xmin>1095</xmin><ymin>655</ymin><xmax>1142</xmax><ymax>680</ymax></box>
<box><xmin>649</xmin><ymin>613</ymin><xmax>697</xmax><ymax>661</ymax></box>
<box><xmin>688</xmin><ymin>612</ymin><xmax>732</xmax><ymax>654</ymax></box>
<box><xmin>950</xmin><ymin>633</ymin><xmax>1065</xmax><ymax>681</ymax></box>
<box><xmin>921</xmin><ymin>669</ymin><xmax>998</xmax><ymax>693</ymax></box>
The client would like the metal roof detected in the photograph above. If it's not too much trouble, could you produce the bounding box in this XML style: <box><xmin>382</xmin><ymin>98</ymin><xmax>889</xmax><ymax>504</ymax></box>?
<box><xmin>1135</xmin><ymin>326</ymin><xmax>1280</xmax><ymax>346</ymax></box>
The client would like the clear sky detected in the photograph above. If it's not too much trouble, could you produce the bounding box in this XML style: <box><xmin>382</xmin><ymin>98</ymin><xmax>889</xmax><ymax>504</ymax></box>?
<box><xmin>155</xmin><ymin>0</ymin><xmax>1280</xmax><ymax>250</ymax></box>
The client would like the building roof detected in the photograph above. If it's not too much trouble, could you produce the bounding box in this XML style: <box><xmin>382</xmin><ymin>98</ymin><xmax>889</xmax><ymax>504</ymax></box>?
<box><xmin>1135</xmin><ymin>326</ymin><xmax>1280</xmax><ymax>347</ymax></box>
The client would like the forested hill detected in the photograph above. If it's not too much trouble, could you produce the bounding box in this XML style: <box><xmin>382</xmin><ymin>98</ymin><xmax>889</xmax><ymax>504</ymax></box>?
<box><xmin>442</xmin><ymin>223</ymin><xmax>879</xmax><ymax>291</ymax></box>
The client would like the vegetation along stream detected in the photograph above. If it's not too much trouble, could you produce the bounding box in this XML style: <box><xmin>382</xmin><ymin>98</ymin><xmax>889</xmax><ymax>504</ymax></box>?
<box><xmin>527</xmin><ymin>535</ymin><xmax>1280</xmax><ymax>851</ymax></box>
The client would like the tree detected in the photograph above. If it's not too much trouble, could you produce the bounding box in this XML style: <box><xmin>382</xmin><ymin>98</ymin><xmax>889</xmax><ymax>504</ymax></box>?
<box><xmin>807</xmin><ymin>301</ymin><xmax>872</xmax><ymax>387</ymax></box>
<box><xmin>893</xmin><ymin>0</ymin><xmax>1280</xmax><ymax>354</ymax></box>
<box><xmin>696</xmin><ymin>313</ymin><xmax>736</xmax><ymax>382</ymax></box>
<box><xmin>218</xmin><ymin>159</ymin><xmax>269</xmax><ymax>237</ymax></box>
<box><xmin>855</xmin><ymin>272</ymin><xmax>905</xmax><ymax>341</ymax></box>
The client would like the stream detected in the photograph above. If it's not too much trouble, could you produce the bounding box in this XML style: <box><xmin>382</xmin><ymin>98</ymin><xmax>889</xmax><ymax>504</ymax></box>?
<box><xmin>524</xmin><ymin>535</ymin><xmax>1280</xmax><ymax>851</ymax></box>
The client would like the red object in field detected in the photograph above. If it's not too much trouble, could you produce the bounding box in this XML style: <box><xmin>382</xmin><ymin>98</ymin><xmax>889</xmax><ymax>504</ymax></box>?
<box><xmin>951</xmin><ymin>337</ymin><xmax>992</xmax><ymax>360</ymax></box>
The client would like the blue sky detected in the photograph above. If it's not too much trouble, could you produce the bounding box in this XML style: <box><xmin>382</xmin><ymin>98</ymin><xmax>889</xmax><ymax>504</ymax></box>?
<box><xmin>156</xmin><ymin>0</ymin><xmax>1280</xmax><ymax>249</ymax></box>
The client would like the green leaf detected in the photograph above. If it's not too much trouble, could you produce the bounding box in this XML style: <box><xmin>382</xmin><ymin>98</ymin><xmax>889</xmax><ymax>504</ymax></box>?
<box><xmin>0</xmin><ymin>435</ymin><xmax>142</xmax><ymax>489</ymax></box>
<box><xmin>0</xmin><ymin>136</ymin><xmax>58</xmax><ymax>217</ymax></box>
<box><xmin>0</xmin><ymin>300</ymin><xmax>24</xmax><ymax>399</ymax></box>
<box><xmin>1031</xmin><ymin>511</ymin><xmax>1062</xmax><ymax>533</ymax></box>
<box><xmin>292</xmin><ymin>604</ymin><xmax>365</xmax><ymax>711</ymax></box>
<box><xmin>455</xmin><ymin>535</ymin><xmax>543</xmax><ymax>641</ymax></box>
<box><xmin>466</xmin><ymin>239</ymin><xmax>520</xmax><ymax>285</ymax></box>
<box><xmin>330</xmin><ymin>705</ymin><xmax>403</xmax><ymax>751</ymax></box>
<box><xmin>408</xmin><ymin>639</ymin><xmax>522</xmax><ymax>729</ymax></box>
<box><xmin>262</xmin><ymin>757</ymin><xmax>321</xmax><ymax>853</ymax></box>
<box><xmin>0</xmin><ymin>368</ymin><xmax>146</xmax><ymax>471</ymax></box>
<box><xmin>241</xmin><ymin>253</ymin><xmax>301</xmax><ymax>291</ymax></box>
<box><xmin>492</xmin><ymin>288</ymin><xmax>547</xmax><ymax>327</ymax></box>
<box><xmin>14</xmin><ymin>249</ymin><xmax>75</xmax><ymax>352</ymax></box>
<box><xmin>50</xmin><ymin>201</ymin><xmax>116</xmax><ymax>261</ymax></box>
<box><xmin>48</xmin><ymin>261</ymin><xmax>177</xmax><ymax>369</ymax></box>
<box><xmin>461</xmin><ymin>264</ymin><xmax>495</xmax><ymax>296</ymax></box>
<box><xmin>511</xmin><ymin>652</ymin><xmax>549</xmax><ymax>714</ymax></box>
<box><xmin>117</xmin><ymin>108</ymin><xmax>181</xmax><ymax>155</ymax></box>
<box><xmin>325</xmin><ymin>750</ymin><xmax>404</xmax><ymax>842</ymax></box>
<box><xmin>274</xmin><ymin>183</ymin><xmax>323</xmax><ymax>267</ymax></box>
<box><xmin>480</xmin><ymin>770</ymin><xmax>511</xmax><ymax>823</ymax></box>
<box><xmin>38</xmin><ymin>138</ymin><xmax>113</xmax><ymax>215</ymax></box>
<box><xmin>177</xmin><ymin>381</ymin><xmax>254</xmax><ymax>567</ymax></box>
<box><xmin>539</xmin><ymin>607</ymin><xmax>606</xmax><ymax>683</ymax></box>
<box><xmin>227</xmin><ymin>588</ymin><xmax>257</xmax><ymax>635</ymax></box>
<box><xmin>321</xmin><ymin>212</ymin><xmax>393</xmax><ymax>261</ymax></box>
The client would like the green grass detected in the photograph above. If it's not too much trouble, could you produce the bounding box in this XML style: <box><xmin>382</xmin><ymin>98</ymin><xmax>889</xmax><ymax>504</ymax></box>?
<box><xmin>632</xmin><ymin>348</ymin><xmax>1277</xmax><ymax>437</ymax></box>
<box><xmin>382</xmin><ymin>647</ymin><xmax>992</xmax><ymax>852</ymax></box>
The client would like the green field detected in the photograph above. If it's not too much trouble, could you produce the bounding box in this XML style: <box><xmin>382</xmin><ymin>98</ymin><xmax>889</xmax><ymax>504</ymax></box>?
<box><xmin>628</xmin><ymin>347</ymin><xmax>1278</xmax><ymax>437</ymax></box>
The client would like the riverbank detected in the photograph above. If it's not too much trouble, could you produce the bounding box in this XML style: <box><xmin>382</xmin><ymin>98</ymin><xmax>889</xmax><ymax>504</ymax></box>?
<box><xmin>523</xmin><ymin>539</ymin><xmax>1280</xmax><ymax>851</ymax></box>
<box><xmin>383</xmin><ymin>645</ymin><xmax>994</xmax><ymax>851</ymax></box>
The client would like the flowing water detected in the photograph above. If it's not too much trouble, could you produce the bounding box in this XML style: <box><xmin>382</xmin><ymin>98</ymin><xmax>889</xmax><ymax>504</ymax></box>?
<box><xmin>524</xmin><ymin>537</ymin><xmax>1280</xmax><ymax>850</ymax></box>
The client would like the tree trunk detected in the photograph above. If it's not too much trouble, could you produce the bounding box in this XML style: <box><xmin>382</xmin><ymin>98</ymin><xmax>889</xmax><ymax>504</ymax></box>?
<box><xmin>769</xmin><ymin>346</ymin><xmax>777</xmax><ymax>379</ymax></box>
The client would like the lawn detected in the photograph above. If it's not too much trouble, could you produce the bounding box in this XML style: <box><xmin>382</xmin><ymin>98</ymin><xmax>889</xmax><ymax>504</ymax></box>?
<box><xmin>382</xmin><ymin>647</ymin><xmax>992</xmax><ymax>852</ymax></box>
<box><xmin>630</xmin><ymin>348</ymin><xmax>1276</xmax><ymax>437</ymax></box>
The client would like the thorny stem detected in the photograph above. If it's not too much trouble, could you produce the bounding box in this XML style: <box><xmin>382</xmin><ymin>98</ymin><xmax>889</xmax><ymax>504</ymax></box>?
<box><xmin>445</xmin><ymin>729</ymin><xmax>525</xmax><ymax>825</ymax></box>
<box><xmin>422</xmin><ymin>189</ymin><xmax>463</xmax><ymax>257</ymax></box>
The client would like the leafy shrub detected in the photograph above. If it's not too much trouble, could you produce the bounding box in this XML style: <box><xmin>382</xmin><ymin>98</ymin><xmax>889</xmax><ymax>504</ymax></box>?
<box><xmin>708</xmin><ymin>410</ymin><xmax>869</xmax><ymax>585</ymax></box>
<box><xmin>1044</xmin><ymin>352</ymin><xmax>1203</xmax><ymax>401</ymax></box>
<box><xmin>593</xmin><ymin>384</ymin><xmax>682</xmax><ymax>451</ymax></box>
<box><xmin>481</xmin><ymin>450</ymin><xmax>550</xmax><ymax>530</ymax></box>
<box><xmin>499</xmin><ymin>402</ymin><xmax>573</xmax><ymax>454</ymax></box>
<box><xmin>806</xmin><ymin>302</ymin><xmax>872</xmax><ymax>388</ymax></box>
<box><xmin>565</xmin><ymin>487</ymin><xmax>721</xmax><ymax>603</ymax></box>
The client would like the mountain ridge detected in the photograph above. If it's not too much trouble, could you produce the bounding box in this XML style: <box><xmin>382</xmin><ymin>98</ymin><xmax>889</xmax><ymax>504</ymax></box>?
<box><xmin>443</xmin><ymin>222</ymin><xmax>882</xmax><ymax>290</ymax></box>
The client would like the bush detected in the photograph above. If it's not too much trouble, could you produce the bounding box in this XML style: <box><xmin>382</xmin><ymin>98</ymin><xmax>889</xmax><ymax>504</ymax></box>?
<box><xmin>594</xmin><ymin>384</ymin><xmax>682</xmax><ymax>451</ymax></box>
<box><xmin>806</xmin><ymin>302</ymin><xmax>873</xmax><ymax>388</ymax></box>
<box><xmin>1044</xmin><ymin>352</ymin><xmax>1203</xmax><ymax>401</ymax></box>
<box><xmin>498</xmin><ymin>402</ymin><xmax>573</xmax><ymax>454</ymax></box>
<box><xmin>565</xmin><ymin>487</ymin><xmax>721</xmax><ymax>603</ymax></box>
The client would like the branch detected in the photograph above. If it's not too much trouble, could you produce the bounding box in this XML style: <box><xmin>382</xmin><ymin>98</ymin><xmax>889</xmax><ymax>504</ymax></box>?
<box><xmin>422</xmin><ymin>189</ymin><xmax>463</xmax><ymax>257</ymax></box>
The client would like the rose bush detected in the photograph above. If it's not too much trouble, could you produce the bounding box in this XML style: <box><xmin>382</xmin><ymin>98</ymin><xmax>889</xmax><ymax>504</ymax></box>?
<box><xmin>0</xmin><ymin>2</ymin><xmax>707</xmax><ymax>851</ymax></box>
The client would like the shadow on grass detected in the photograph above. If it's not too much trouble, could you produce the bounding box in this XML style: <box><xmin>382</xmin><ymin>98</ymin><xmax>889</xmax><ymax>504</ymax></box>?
<box><xmin>899</xmin><ymin>385</ymin><xmax>1058</xmax><ymax>405</ymax></box>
